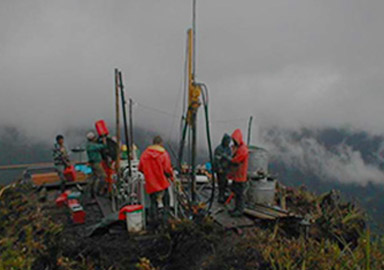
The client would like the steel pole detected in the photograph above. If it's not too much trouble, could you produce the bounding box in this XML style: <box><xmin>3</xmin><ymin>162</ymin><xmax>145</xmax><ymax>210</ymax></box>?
<box><xmin>115</xmin><ymin>69</ymin><xmax>121</xmax><ymax>178</ymax></box>
<box><xmin>129</xmin><ymin>98</ymin><xmax>134</xmax><ymax>161</ymax></box>
<box><xmin>191</xmin><ymin>114</ymin><xmax>197</xmax><ymax>203</ymax></box>
<box><xmin>118</xmin><ymin>71</ymin><xmax>132</xmax><ymax>177</ymax></box>
<box><xmin>247</xmin><ymin>116</ymin><xmax>253</xmax><ymax>146</ymax></box>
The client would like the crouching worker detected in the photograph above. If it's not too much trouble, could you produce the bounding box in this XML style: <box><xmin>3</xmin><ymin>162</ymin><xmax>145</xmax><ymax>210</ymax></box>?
<box><xmin>86</xmin><ymin>132</ymin><xmax>107</xmax><ymax>199</ymax></box>
<box><xmin>139</xmin><ymin>136</ymin><xmax>174</xmax><ymax>226</ymax></box>
<box><xmin>229</xmin><ymin>129</ymin><xmax>249</xmax><ymax>217</ymax></box>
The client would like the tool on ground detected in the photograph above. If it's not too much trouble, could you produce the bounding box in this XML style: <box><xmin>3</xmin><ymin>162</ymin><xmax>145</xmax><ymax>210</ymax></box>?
<box><xmin>55</xmin><ymin>190</ymin><xmax>71</xmax><ymax>207</ymax></box>
<box><xmin>225</xmin><ymin>192</ymin><xmax>235</xmax><ymax>205</ymax></box>
<box><xmin>68</xmin><ymin>199</ymin><xmax>86</xmax><ymax>224</ymax></box>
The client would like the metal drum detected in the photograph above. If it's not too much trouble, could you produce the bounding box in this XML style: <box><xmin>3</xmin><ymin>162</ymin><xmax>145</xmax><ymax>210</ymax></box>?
<box><xmin>247</xmin><ymin>146</ymin><xmax>269</xmax><ymax>178</ymax></box>
<box><xmin>247</xmin><ymin>178</ymin><xmax>276</xmax><ymax>206</ymax></box>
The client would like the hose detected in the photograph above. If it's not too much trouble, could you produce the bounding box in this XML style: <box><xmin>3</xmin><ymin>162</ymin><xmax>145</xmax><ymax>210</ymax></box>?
<box><xmin>176</xmin><ymin>83</ymin><xmax>215</xmax><ymax>217</ymax></box>
<box><xmin>198</xmin><ymin>83</ymin><xmax>216</xmax><ymax>213</ymax></box>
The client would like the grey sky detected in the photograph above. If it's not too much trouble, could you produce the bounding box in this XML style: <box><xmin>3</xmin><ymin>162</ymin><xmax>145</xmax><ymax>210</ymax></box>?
<box><xmin>1</xmin><ymin>0</ymin><xmax>384</xmax><ymax>142</ymax></box>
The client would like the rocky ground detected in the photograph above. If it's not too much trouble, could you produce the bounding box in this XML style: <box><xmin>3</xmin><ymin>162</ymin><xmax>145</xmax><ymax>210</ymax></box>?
<box><xmin>1</xmin><ymin>182</ymin><xmax>384</xmax><ymax>270</ymax></box>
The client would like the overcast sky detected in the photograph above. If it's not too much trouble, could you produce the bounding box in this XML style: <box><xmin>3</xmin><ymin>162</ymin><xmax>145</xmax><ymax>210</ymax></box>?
<box><xmin>1</xmin><ymin>0</ymin><xmax>384</xmax><ymax>144</ymax></box>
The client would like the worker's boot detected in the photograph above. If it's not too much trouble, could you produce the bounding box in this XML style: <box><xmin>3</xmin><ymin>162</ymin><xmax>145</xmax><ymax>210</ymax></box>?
<box><xmin>230</xmin><ymin>186</ymin><xmax>244</xmax><ymax>217</ymax></box>
<box><xmin>218</xmin><ymin>193</ymin><xmax>226</xmax><ymax>204</ymax></box>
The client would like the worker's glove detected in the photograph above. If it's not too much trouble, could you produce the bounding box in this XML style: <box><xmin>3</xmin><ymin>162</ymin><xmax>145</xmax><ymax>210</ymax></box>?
<box><xmin>221</xmin><ymin>154</ymin><xmax>232</xmax><ymax>162</ymax></box>
<box><xmin>230</xmin><ymin>161</ymin><xmax>240</xmax><ymax>168</ymax></box>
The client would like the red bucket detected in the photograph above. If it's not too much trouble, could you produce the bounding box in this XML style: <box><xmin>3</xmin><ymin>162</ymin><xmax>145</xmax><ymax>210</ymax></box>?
<box><xmin>118</xmin><ymin>205</ymin><xmax>144</xmax><ymax>220</ymax></box>
<box><xmin>95</xmin><ymin>120</ymin><xmax>109</xmax><ymax>137</ymax></box>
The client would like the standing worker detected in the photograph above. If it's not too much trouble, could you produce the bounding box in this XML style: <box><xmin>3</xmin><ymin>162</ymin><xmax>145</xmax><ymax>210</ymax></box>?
<box><xmin>214</xmin><ymin>134</ymin><xmax>232</xmax><ymax>204</ymax></box>
<box><xmin>229</xmin><ymin>129</ymin><xmax>249</xmax><ymax>217</ymax></box>
<box><xmin>139</xmin><ymin>136</ymin><xmax>174</xmax><ymax>226</ymax></box>
<box><xmin>86</xmin><ymin>132</ymin><xmax>107</xmax><ymax>198</ymax></box>
<box><xmin>52</xmin><ymin>134</ymin><xmax>70</xmax><ymax>192</ymax></box>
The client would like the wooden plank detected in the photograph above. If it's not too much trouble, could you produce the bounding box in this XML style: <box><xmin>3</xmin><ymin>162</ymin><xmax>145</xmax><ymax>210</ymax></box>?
<box><xmin>32</xmin><ymin>173</ymin><xmax>60</xmax><ymax>185</ymax></box>
<box><xmin>0</xmin><ymin>162</ymin><xmax>88</xmax><ymax>171</ymax></box>
<box><xmin>250</xmin><ymin>205</ymin><xmax>288</xmax><ymax>218</ymax></box>
<box><xmin>94</xmin><ymin>196</ymin><xmax>126</xmax><ymax>235</ymax></box>
<box><xmin>243</xmin><ymin>208</ymin><xmax>275</xmax><ymax>220</ymax></box>
<box><xmin>210</xmin><ymin>202</ymin><xmax>255</xmax><ymax>229</ymax></box>
<box><xmin>96</xmin><ymin>195</ymin><xmax>113</xmax><ymax>217</ymax></box>
<box><xmin>41</xmin><ymin>181</ymin><xmax>87</xmax><ymax>190</ymax></box>
<box><xmin>0</xmin><ymin>162</ymin><xmax>53</xmax><ymax>171</ymax></box>
<box><xmin>212</xmin><ymin>209</ymin><xmax>255</xmax><ymax>229</ymax></box>
<box><xmin>254</xmin><ymin>203</ymin><xmax>290</xmax><ymax>214</ymax></box>
<box><xmin>31</xmin><ymin>171</ymin><xmax>87</xmax><ymax>186</ymax></box>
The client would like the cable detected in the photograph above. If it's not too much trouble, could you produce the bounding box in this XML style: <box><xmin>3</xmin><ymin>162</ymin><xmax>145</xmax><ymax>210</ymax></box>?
<box><xmin>212</xmin><ymin>118</ymin><xmax>249</xmax><ymax>124</ymax></box>
<box><xmin>136</xmin><ymin>99</ymin><xmax>250</xmax><ymax>125</ymax></box>
<box><xmin>136</xmin><ymin>102</ymin><xmax>179</xmax><ymax>119</ymax></box>
<box><xmin>169</xmin><ymin>33</ymin><xmax>189</xmax><ymax>148</ymax></box>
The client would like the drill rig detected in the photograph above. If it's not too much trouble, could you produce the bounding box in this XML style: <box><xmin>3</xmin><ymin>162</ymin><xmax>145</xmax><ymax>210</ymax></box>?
<box><xmin>112</xmin><ymin>1</ymin><xmax>215</xmax><ymax>219</ymax></box>
<box><xmin>178</xmin><ymin>0</ymin><xmax>215</xmax><ymax>209</ymax></box>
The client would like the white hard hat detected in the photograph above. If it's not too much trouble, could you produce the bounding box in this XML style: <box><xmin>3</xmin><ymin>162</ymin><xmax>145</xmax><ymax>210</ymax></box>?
<box><xmin>87</xmin><ymin>132</ymin><xmax>96</xmax><ymax>140</ymax></box>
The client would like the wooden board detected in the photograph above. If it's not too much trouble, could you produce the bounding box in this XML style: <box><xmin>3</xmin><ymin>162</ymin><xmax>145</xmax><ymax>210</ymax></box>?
<box><xmin>250</xmin><ymin>205</ymin><xmax>288</xmax><ymax>218</ymax></box>
<box><xmin>243</xmin><ymin>208</ymin><xmax>275</xmax><ymax>220</ymax></box>
<box><xmin>32</xmin><ymin>172</ymin><xmax>60</xmax><ymax>185</ymax></box>
<box><xmin>32</xmin><ymin>171</ymin><xmax>87</xmax><ymax>186</ymax></box>
<box><xmin>95</xmin><ymin>195</ymin><xmax>113</xmax><ymax>217</ymax></box>
<box><xmin>210</xmin><ymin>201</ymin><xmax>255</xmax><ymax>229</ymax></box>
<box><xmin>94</xmin><ymin>196</ymin><xmax>127</xmax><ymax>235</ymax></box>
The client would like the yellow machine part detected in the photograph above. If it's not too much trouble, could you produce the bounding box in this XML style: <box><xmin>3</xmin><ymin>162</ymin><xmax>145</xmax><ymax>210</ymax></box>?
<box><xmin>187</xmin><ymin>28</ymin><xmax>201</xmax><ymax>125</ymax></box>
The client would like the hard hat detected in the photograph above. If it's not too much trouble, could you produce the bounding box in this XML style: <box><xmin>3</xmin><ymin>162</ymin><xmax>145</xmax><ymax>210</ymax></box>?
<box><xmin>121</xmin><ymin>144</ymin><xmax>127</xmax><ymax>151</ymax></box>
<box><xmin>87</xmin><ymin>132</ymin><xmax>96</xmax><ymax>140</ymax></box>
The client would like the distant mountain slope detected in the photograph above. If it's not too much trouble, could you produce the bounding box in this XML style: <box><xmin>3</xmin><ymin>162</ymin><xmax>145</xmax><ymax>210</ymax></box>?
<box><xmin>0</xmin><ymin>126</ymin><xmax>52</xmax><ymax>184</ymax></box>
<box><xmin>265</xmin><ymin>128</ymin><xmax>384</xmax><ymax>229</ymax></box>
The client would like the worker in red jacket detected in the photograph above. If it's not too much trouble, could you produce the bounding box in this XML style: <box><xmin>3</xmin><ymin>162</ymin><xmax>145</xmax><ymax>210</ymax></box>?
<box><xmin>229</xmin><ymin>129</ymin><xmax>249</xmax><ymax>217</ymax></box>
<box><xmin>139</xmin><ymin>136</ymin><xmax>174</xmax><ymax>225</ymax></box>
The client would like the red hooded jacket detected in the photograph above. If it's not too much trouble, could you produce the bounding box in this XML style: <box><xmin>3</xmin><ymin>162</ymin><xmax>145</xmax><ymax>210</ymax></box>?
<box><xmin>138</xmin><ymin>145</ymin><xmax>174</xmax><ymax>194</ymax></box>
<box><xmin>230</xmin><ymin>129</ymin><xmax>249</xmax><ymax>182</ymax></box>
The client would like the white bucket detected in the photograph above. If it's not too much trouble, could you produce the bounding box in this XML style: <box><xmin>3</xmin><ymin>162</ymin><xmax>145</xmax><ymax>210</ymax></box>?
<box><xmin>126</xmin><ymin>208</ymin><xmax>144</xmax><ymax>233</ymax></box>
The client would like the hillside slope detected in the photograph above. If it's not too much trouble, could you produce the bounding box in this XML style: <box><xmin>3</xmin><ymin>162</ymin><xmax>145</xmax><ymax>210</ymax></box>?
<box><xmin>1</xmin><ymin>182</ymin><xmax>383</xmax><ymax>270</ymax></box>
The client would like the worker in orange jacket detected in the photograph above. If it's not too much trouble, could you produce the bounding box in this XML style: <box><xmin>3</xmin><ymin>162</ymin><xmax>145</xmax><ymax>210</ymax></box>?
<box><xmin>229</xmin><ymin>129</ymin><xmax>249</xmax><ymax>217</ymax></box>
<box><xmin>139</xmin><ymin>136</ymin><xmax>174</xmax><ymax>224</ymax></box>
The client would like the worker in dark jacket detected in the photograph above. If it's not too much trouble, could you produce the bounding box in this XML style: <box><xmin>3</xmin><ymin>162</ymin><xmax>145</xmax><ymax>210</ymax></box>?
<box><xmin>139</xmin><ymin>136</ymin><xmax>174</xmax><ymax>225</ymax></box>
<box><xmin>86</xmin><ymin>132</ymin><xmax>107</xmax><ymax>198</ymax></box>
<box><xmin>229</xmin><ymin>129</ymin><xmax>249</xmax><ymax>217</ymax></box>
<box><xmin>214</xmin><ymin>134</ymin><xmax>232</xmax><ymax>203</ymax></box>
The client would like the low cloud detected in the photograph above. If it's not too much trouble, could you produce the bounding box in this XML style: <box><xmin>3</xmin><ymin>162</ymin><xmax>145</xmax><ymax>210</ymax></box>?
<box><xmin>260</xmin><ymin>129</ymin><xmax>384</xmax><ymax>186</ymax></box>
<box><xmin>1</xmin><ymin>0</ymin><xmax>384</xmax><ymax>186</ymax></box>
